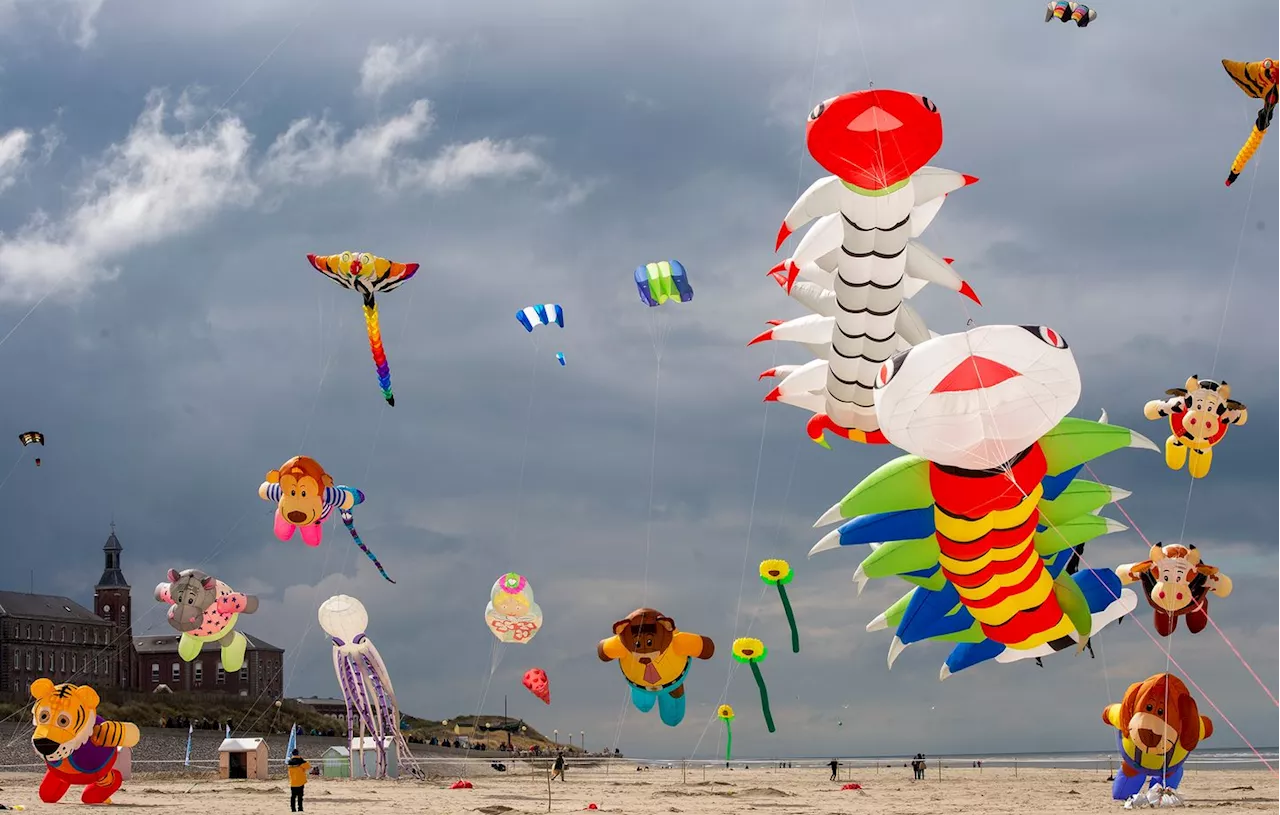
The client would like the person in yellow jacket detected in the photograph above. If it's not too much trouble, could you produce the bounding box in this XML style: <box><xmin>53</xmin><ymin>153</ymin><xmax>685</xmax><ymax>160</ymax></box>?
<box><xmin>287</xmin><ymin>749</ymin><xmax>310</xmax><ymax>812</ymax></box>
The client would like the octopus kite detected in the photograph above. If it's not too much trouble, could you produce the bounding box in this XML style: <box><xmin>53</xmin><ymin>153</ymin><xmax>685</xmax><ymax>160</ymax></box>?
<box><xmin>809</xmin><ymin>325</ymin><xmax>1151</xmax><ymax>678</ymax></box>
<box><xmin>1222</xmin><ymin>59</ymin><xmax>1277</xmax><ymax>187</ymax></box>
<box><xmin>1143</xmin><ymin>376</ymin><xmax>1246</xmax><ymax>479</ymax></box>
<box><xmin>754</xmin><ymin>89</ymin><xmax>980</xmax><ymax>448</ymax></box>
<box><xmin>306</xmin><ymin>252</ymin><xmax>419</xmax><ymax>406</ymax></box>
<box><xmin>318</xmin><ymin>595</ymin><xmax>423</xmax><ymax>780</ymax></box>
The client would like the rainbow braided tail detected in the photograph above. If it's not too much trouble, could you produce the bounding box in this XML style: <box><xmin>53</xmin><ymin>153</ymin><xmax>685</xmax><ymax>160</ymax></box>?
<box><xmin>362</xmin><ymin>296</ymin><xmax>395</xmax><ymax>406</ymax></box>
<box><xmin>340</xmin><ymin>509</ymin><xmax>395</xmax><ymax>584</ymax></box>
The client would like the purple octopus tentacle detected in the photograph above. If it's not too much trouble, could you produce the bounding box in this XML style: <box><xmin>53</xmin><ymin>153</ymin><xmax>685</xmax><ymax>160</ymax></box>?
<box><xmin>347</xmin><ymin>655</ymin><xmax>385</xmax><ymax>778</ymax></box>
<box><xmin>342</xmin><ymin>654</ymin><xmax>380</xmax><ymax>777</ymax></box>
<box><xmin>366</xmin><ymin>644</ymin><xmax>423</xmax><ymax>779</ymax></box>
<box><xmin>333</xmin><ymin>651</ymin><xmax>357</xmax><ymax>779</ymax></box>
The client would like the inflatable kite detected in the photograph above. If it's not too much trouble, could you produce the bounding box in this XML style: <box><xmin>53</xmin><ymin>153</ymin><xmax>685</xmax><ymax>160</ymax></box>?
<box><xmin>18</xmin><ymin>431</ymin><xmax>42</xmax><ymax>466</ymax></box>
<box><xmin>1044</xmin><ymin>1</ymin><xmax>1096</xmax><ymax>26</ymax></box>
<box><xmin>717</xmin><ymin>704</ymin><xmax>735</xmax><ymax>764</ymax></box>
<box><xmin>732</xmin><ymin>638</ymin><xmax>775</xmax><ymax>733</ymax></box>
<box><xmin>154</xmin><ymin>568</ymin><xmax>259</xmax><ymax>673</ymax></box>
<box><xmin>484</xmin><ymin>573</ymin><xmax>544</xmax><ymax>644</ymax></box>
<box><xmin>1222</xmin><ymin>59</ymin><xmax>1277</xmax><ymax>186</ymax></box>
<box><xmin>1144</xmin><ymin>376</ymin><xmax>1247</xmax><ymax>479</ymax></box>
<box><xmin>259</xmin><ymin>456</ymin><xmax>394</xmax><ymax>582</ymax></box>
<box><xmin>523</xmin><ymin>668</ymin><xmax>550</xmax><ymax>704</ymax></box>
<box><xmin>557</xmin><ymin>352</ymin><xmax>565</xmax><ymax>366</ymax></box>
<box><xmin>1103</xmin><ymin>673</ymin><xmax>1212</xmax><ymax>804</ymax></box>
<box><xmin>756</xmin><ymin>89</ymin><xmax>980</xmax><ymax>448</ymax></box>
<box><xmin>635</xmin><ymin>261</ymin><xmax>693</xmax><ymax>307</ymax></box>
<box><xmin>597</xmin><ymin>608</ymin><xmax>714</xmax><ymax>727</ymax></box>
<box><xmin>30</xmin><ymin>679</ymin><xmax>139</xmax><ymax>805</ymax></box>
<box><xmin>306</xmin><ymin>251</ymin><xmax>419</xmax><ymax>406</ymax></box>
<box><xmin>1117</xmin><ymin>544</ymin><xmax>1232</xmax><ymax>636</ymax></box>
<box><xmin>318</xmin><ymin>595</ymin><xmax>424</xmax><ymax>779</ymax></box>
<box><xmin>759</xmin><ymin>560</ymin><xmax>800</xmax><ymax>653</ymax></box>
<box><xmin>809</xmin><ymin>325</ymin><xmax>1152</xmax><ymax>678</ymax></box>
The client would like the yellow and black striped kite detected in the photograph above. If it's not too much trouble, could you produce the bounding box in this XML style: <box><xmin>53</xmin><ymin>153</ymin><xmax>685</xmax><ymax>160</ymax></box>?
<box><xmin>1222</xmin><ymin>59</ymin><xmax>1277</xmax><ymax>187</ymax></box>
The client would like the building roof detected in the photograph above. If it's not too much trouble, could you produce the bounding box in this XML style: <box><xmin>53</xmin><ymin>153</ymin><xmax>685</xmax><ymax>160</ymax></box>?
<box><xmin>219</xmin><ymin>738</ymin><xmax>265</xmax><ymax>752</ymax></box>
<box><xmin>133</xmin><ymin>632</ymin><xmax>284</xmax><ymax>655</ymax></box>
<box><xmin>95</xmin><ymin>525</ymin><xmax>130</xmax><ymax>589</ymax></box>
<box><xmin>0</xmin><ymin>591</ymin><xmax>110</xmax><ymax>624</ymax></box>
<box><xmin>294</xmin><ymin>697</ymin><xmax>348</xmax><ymax>708</ymax></box>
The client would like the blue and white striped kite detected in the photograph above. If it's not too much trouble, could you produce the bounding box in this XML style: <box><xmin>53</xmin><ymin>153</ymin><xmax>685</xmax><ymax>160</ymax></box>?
<box><xmin>517</xmin><ymin>303</ymin><xmax>565</xmax><ymax>332</ymax></box>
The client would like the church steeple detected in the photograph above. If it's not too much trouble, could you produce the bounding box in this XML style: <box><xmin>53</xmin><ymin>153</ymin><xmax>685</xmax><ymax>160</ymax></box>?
<box><xmin>96</xmin><ymin>522</ymin><xmax>129</xmax><ymax>589</ymax></box>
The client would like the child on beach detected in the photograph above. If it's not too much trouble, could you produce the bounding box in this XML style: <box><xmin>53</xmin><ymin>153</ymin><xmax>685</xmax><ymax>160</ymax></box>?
<box><xmin>287</xmin><ymin>749</ymin><xmax>310</xmax><ymax>812</ymax></box>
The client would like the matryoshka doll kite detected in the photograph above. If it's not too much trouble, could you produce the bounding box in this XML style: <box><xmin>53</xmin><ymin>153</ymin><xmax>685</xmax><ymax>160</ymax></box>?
<box><xmin>756</xmin><ymin>89</ymin><xmax>980</xmax><ymax>448</ymax></box>
<box><xmin>484</xmin><ymin>573</ymin><xmax>544</xmax><ymax>644</ymax></box>
<box><xmin>1143</xmin><ymin>376</ymin><xmax>1246</xmax><ymax>479</ymax></box>
<box><xmin>306</xmin><ymin>251</ymin><xmax>419</xmax><ymax>406</ymax></box>
<box><xmin>809</xmin><ymin>324</ymin><xmax>1151</xmax><ymax>678</ymax></box>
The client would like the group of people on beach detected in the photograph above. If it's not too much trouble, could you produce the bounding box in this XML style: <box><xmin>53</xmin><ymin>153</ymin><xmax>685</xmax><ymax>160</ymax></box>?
<box><xmin>911</xmin><ymin>754</ymin><xmax>928</xmax><ymax>779</ymax></box>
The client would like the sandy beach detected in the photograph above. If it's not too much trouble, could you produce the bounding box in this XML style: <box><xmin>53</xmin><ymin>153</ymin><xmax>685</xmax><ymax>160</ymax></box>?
<box><xmin>0</xmin><ymin>764</ymin><xmax>1274</xmax><ymax>814</ymax></box>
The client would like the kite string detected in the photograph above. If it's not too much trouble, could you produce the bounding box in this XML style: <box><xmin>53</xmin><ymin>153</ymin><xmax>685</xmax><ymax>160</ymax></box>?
<box><xmin>0</xmin><ymin>290</ymin><xmax>51</xmax><ymax>355</ymax></box>
<box><xmin>0</xmin><ymin>448</ymin><xmax>28</xmax><ymax>494</ymax></box>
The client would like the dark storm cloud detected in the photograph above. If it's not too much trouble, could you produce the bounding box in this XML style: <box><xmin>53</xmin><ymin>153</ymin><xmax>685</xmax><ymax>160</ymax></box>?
<box><xmin>0</xmin><ymin>0</ymin><xmax>1275</xmax><ymax>759</ymax></box>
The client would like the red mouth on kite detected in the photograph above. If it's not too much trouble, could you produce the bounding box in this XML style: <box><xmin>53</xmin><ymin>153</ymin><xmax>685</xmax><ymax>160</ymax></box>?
<box><xmin>932</xmin><ymin>356</ymin><xmax>1020</xmax><ymax>394</ymax></box>
<box><xmin>805</xmin><ymin>89</ymin><xmax>944</xmax><ymax>190</ymax></box>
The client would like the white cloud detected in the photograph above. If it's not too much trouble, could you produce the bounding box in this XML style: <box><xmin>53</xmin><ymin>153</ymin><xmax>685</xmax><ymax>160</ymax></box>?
<box><xmin>0</xmin><ymin>128</ymin><xmax>30</xmax><ymax>193</ymax></box>
<box><xmin>0</xmin><ymin>0</ymin><xmax>103</xmax><ymax>47</ymax></box>
<box><xmin>0</xmin><ymin>91</ymin><xmax>257</xmax><ymax>303</ymax></box>
<box><xmin>358</xmin><ymin>38</ymin><xmax>440</xmax><ymax>101</ymax></box>
<box><xmin>259</xmin><ymin>99</ymin><xmax>434</xmax><ymax>188</ymax></box>
<box><xmin>404</xmin><ymin>138</ymin><xmax>545</xmax><ymax>191</ymax></box>
<box><xmin>38</xmin><ymin>123</ymin><xmax>64</xmax><ymax>163</ymax></box>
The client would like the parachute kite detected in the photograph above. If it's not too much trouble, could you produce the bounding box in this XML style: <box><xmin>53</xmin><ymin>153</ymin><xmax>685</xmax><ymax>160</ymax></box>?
<box><xmin>306</xmin><ymin>252</ymin><xmax>419</xmax><ymax>406</ymax></box>
<box><xmin>809</xmin><ymin>325</ymin><xmax>1152</xmax><ymax>678</ymax></box>
<box><xmin>1222</xmin><ymin>59</ymin><xmax>1277</xmax><ymax>187</ymax></box>
<box><xmin>1103</xmin><ymin>673</ymin><xmax>1212</xmax><ymax>804</ymax></box>
<box><xmin>517</xmin><ymin>304</ymin><xmax>564</xmax><ymax>332</ymax></box>
<box><xmin>258</xmin><ymin>455</ymin><xmax>395</xmax><ymax>583</ymax></box>
<box><xmin>1117</xmin><ymin>544</ymin><xmax>1232</xmax><ymax>636</ymax></box>
<box><xmin>523</xmin><ymin>667</ymin><xmax>550</xmax><ymax>704</ymax></box>
<box><xmin>484</xmin><ymin>573</ymin><xmax>544</xmax><ymax>644</ymax></box>
<box><xmin>597</xmin><ymin>608</ymin><xmax>714</xmax><ymax>727</ymax></box>
<box><xmin>557</xmin><ymin>352</ymin><xmax>566</xmax><ymax>366</ymax></box>
<box><xmin>18</xmin><ymin>431</ymin><xmax>42</xmax><ymax>467</ymax></box>
<box><xmin>1143</xmin><ymin>376</ymin><xmax>1246</xmax><ymax>479</ymax></box>
<box><xmin>1044</xmin><ymin>1</ymin><xmax>1096</xmax><ymax>27</ymax></box>
<box><xmin>635</xmin><ymin>261</ymin><xmax>693</xmax><ymax>307</ymax></box>
<box><xmin>756</xmin><ymin>89</ymin><xmax>980</xmax><ymax>448</ymax></box>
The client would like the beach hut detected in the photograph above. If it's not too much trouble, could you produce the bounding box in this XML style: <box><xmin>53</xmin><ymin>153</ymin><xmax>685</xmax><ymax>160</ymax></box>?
<box><xmin>320</xmin><ymin>746</ymin><xmax>351</xmax><ymax>778</ymax></box>
<box><xmin>350</xmin><ymin>736</ymin><xmax>398</xmax><ymax>779</ymax></box>
<box><xmin>218</xmin><ymin>737</ymin><xmax>269</xmax><ymax>780</ymax></box>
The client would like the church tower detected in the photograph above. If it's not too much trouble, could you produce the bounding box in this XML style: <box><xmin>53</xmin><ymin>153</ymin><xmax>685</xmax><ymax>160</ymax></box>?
<box><xmin>93</xmin><ymin>524</ymin><xmax>133</xmax><ymax>690</ymax></box>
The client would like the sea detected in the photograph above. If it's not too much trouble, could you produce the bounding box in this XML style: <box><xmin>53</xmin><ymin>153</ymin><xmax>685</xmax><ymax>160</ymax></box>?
<box><xmin>639</xmin><ymin>747</ymin><xmax>1280</xmax><ymax>771</ymax></box>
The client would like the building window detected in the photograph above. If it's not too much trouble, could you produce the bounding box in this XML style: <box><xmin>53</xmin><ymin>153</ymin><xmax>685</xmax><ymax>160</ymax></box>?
<box><xmin>151</xmin><ymin>663</ymin><xmax>159</xmax><ymax>683</ymax></box>
<box><xmin>216</xmin><ymin>663</ymin><xmax>225</xmax><ymax>684</ymax></box>
<box><xmin>36</xmin><ymin>652</ymin><xmax>42</xmax><ymax>672</ymax></box>
<box><xmin>172</xmin><ymin>663</ymin><xmax>181</xmax><ymax>683</ymax></box>
<box><xmin>25</xmin><ymin>651</ymin><xmax>31</xmax><ymax>670</ymax></box>
<box><xmin>59</xmin><ymin>654</ymin><xmax>65</xmax><ymax>673</ymax></box>
<box><xmin>239</xmin><ymin>664</ymin><xmax>249</xmax><ymax>681</ymax></box>
<box><xmin>11</xmin><ymin>651</ymin><xmax>18</xmax><ymax>670</ymax></box>
<box><xmin>24</xmin><ymin>625</ymin><xmax>30</xmax><ymax>639</ymax></box>
<box><xmin>71</xmin><ymin>654</ymin><xmax>77</xmax><ymax>672</ymax></box>
<box><xmin>194</xmin><ymin>663</ymin><xmax>203</xmax><ymax>685</ymax></box>
<box><xmin>60</xmin><ymin>627</ymin><xmax>66</xmax><ymax>642</ymax></box>
<box><xmin>37</xmin><ymin>626</ymin><xmax>42</xmax><ymax>640</ymax></box>
<box><xmin>92</xmin><ymin>658</ymin><xmax>98</xmax><ymax>676</ymax></box>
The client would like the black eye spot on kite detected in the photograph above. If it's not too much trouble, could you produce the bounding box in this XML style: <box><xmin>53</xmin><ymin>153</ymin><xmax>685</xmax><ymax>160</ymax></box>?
<box><xmin>809</xmin><ymin>102</ymin><xmax>826</xmax><ymax>121</ymax></box>
<box><xmin>920</xmin><ymin>96</ymin><xmax>937</xmax><ymax>113</ymax></box>
<box><xmin>876</xmin><ymin>348</ymin><xmax>913</xmax><ymax>389</ymax></box>
<box><xmin>1019</xmin><ymin>325</ymin><xmax>1068</xmax><ymax>349</ymax></box>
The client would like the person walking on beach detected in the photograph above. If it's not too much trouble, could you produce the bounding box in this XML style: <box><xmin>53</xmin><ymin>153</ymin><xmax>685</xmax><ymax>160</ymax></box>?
<box><xmin>287</xmin><ymin>749</ymin><xmax>310</xmax><ymax>812</ymax></box>
<box><xmin>551</xmin><ymin>751</ymin><xmax>566</xmax><ymax>782</ymax></box>
<box><xmin>829</xmin><ymin>759</ymin><xmax>840</xmax><ymax>781</ymax></box>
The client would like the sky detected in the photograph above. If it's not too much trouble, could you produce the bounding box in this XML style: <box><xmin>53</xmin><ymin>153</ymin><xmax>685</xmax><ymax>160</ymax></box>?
<box><xmin>0</xmin><ymin>0</ymin><xmax>1276</xmax><ymax>760</ymax></box>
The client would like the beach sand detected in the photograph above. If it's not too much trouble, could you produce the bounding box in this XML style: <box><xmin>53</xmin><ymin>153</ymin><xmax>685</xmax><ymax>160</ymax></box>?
<box><xmin>0</xmin><ymin>765</ymin><xmax>1274</xmax><ymax>814</ymax></box>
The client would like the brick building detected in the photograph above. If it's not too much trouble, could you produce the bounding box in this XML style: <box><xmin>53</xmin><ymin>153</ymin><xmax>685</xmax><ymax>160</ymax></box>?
<box><xmin>1</xmin><ymin>526</ymin><xmax>283</xmax><ymax>698</ymax></box>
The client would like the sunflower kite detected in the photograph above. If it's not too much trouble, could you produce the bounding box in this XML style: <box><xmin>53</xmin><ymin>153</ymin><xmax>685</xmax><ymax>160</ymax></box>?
<box><xmin>717</xmin><ymin>704</ymin><xmax>735</xmax><ymax>764</ymax></box>
<box><xmin>759</xmin><ymin>560</ymin><xmax>799</xmax><ymax>653</ymax></box>
<box><xmin>306</xmin><ymin>252</ymin><xmax>420</xmax><ymax>406</ymax></box>
<box><xmin>732</xmin><ymin>638</ymin><xmax>775</xmax><ymax>733</ymax></box>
